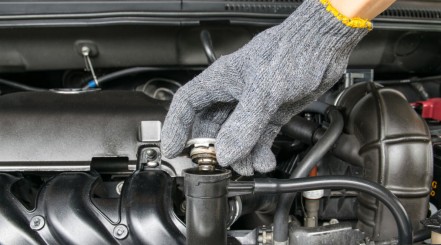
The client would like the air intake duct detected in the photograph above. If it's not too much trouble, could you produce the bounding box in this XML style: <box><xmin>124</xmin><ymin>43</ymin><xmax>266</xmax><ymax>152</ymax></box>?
<box><xmin>336</xmin><ymin>82</ymin><xmax>432</xmax><ymax>242</ymax></box>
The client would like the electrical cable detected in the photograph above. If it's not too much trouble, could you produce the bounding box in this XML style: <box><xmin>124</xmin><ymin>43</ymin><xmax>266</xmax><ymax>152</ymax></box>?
<box><xmin>0</xmin><ymin>78</ymin><xmax>47</xmax><ymax>92</ymax></box>
<box><xmin>273</xmin><ymin>106</ymin><xmax>344</xmax><ymax>243</ymax></box>
<box><xmin>82</xmin><ymin>67</ymin><xmax>204</xmax><ymax>89</ymax></box>
<box><xmin>413</xmin><ymin>228</ymin><xmax>431</xmax><ymax>243</ymax></box>
<box><xmin>376</xmin><ymin>74</ymin><xmax>441</xmax><ymax>85</ymax></box>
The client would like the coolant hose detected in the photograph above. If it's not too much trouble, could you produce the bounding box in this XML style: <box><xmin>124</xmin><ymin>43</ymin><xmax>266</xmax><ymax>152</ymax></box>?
<box><xmin>245</xmin><ymin>176</ymin><xmax>413</xmax><ymax>244</ymax></box>
<box><xmin>273</xmin><ymin>106</ymin><xmax>344</xmax><ymax>244</ymax></box>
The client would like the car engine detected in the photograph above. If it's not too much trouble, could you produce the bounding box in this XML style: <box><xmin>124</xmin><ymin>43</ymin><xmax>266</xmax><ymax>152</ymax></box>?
<box><xmin>0</xmin><ymin>0</ymin><xmax>441</xmax><ymax>244</ymax></box>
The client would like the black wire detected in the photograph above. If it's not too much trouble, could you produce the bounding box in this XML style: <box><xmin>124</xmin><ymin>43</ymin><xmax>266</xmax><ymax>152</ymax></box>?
<box><xmin>250</xmin><ymin>176</ymin><xmax>413</xmax><ymax>245</ymax></box>
<box><xmin>273</xmin><ymin>107</ymin><xmax>344</xmax><ymax>243</ymax></box>
<box><xmin>82</xmin><ymin>67</ymin><xmax>205</xmax><ymax>89</ymax></box>
<box><xmin>0</xmin><ymin>78</ymin><xmax>47</xmax><ymax>92</ymax></box>
<box><xmin>413</xmin><ymin>228</ymin><xmax>431</xmax><ymax>243</ymax></box>
<box><xmin>376</xmin><ymin>74</ymin><xmax>441</xmax><ymax>85</ymax></box>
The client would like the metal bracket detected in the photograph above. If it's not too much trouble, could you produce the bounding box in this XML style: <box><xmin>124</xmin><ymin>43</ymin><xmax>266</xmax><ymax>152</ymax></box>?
<box><xmin>81</xmin><ymin>46</ymin><xmax>99</xmax><ymax>87</ymax></box>
<box><xmin>138</xmin><ymin>146</ymin><xmax>161</xmax><ymax>169</ymax></box>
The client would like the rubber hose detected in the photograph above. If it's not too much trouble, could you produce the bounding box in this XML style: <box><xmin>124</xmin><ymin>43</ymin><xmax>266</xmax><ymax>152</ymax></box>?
<box><xmin>0</xmin><ymin>78</ymin><xmax>46</xmax><ymax>92</ymax></box>
<box><xmin>303</xmin><ymin>100</ymin><xmax>331</xmax><ymax>115</ymax></box>
<box><xmin>273</xmin><ymin>107</ymin><xmax>344</xmax><ymax>243</ymax></box>
<box><xmin>413</xmin><ymin>228</ymin><xmax>430</xmax><ymax>243</ymax></box>
<box><xmin>252</xmin><ymin>176</ymin><xmax>413</xmax><ymax>245</ymax></box>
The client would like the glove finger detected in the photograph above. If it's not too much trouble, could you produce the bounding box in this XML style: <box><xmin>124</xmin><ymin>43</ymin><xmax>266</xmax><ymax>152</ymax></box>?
<box><xmin>227</xmin><ymin>104</ymin><xmax>303</xmax><ymax>175</ymax></box>
<box><xmin>216</xmin><ymin>90</ymin><xmax>281</xmax><ymax>167</ymax></box>
<box><xmin>251</xmin><ymin>143</ymin><xmax>276</xmax><ymax>173</ymax></box>
<box><xmin>249</xmin><ymin>103</ymin><xmax>306</xmax><ymax>174</ymax></box>
<box><xmin>192</xmin><ymin>103</ymin><xmax>235</xmax><ymax>138</ymax></box>
<box><xmin>161</xmin><ymin>57</ymin><xmax>240</xmax><ymax>158</ymax></box>
<box><xmin>229</xmin><ymin>155</ymin><xmax>254</xmax><ymax>176</ymax></box>
<box><xmin>250</xmin><ymin>123</ymin><xmax>282</xmax><ymax>173</ymax></box>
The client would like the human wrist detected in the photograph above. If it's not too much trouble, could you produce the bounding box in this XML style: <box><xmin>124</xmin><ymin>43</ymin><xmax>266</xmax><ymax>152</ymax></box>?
<box><xmin>320</xmin><ymin>0</ymin><xmax>372</xmax><ymax>30</ymax></box>
<box><xmin>329</xmin><ymin>0</ymin><xmax>396</xmax><ymax>20</ymax></box>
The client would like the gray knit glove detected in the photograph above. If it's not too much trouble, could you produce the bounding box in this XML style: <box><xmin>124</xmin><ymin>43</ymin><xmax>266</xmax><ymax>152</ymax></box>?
<box><xmin>162</xmin><ymin>0</ymin><xmax>369</xmax><ymax>175</ymax></box>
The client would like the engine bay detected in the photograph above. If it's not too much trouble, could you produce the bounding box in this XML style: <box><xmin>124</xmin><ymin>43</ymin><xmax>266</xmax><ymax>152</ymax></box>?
<box><xmin>1</xmin><ymin>1</ymin><xmax>441</xmax><ymax>244</ymax></box>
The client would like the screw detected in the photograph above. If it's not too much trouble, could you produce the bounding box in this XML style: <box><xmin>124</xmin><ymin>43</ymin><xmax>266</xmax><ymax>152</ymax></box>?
<box><xmin>145</xmin><ymin>149</ymin><xmax>157</xmax><ymax>160</ymax></box>
<box><xmin>30</xmin><ymin>216</ymin><xmax>45</xmax><ymax>230</ymax></box>
<box><xmin>113</xmin><ymin>225</ymin><xmax>129</xmax><ymax>240</ymax></box>
<box><xmin>81</xmin><ymin>46</ymin><xmax>90</xmax><ymax>56</ymax></box>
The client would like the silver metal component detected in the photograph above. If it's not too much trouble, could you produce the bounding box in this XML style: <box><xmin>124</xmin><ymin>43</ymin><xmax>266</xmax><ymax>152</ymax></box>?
<box><xmin>289</xmin><ymin>222</ymin><xmax>366</xmax><ymax>245</ymax></box>
<box><xmin>146</xmin><ymin>161</ymin><xmax>159</xmax><ymax>168</ymax></box>
<box><xmin>0</xmin><ymin>164</ymin><xmax>89</xmax><ymax>172</ymax></box>
<box><xmin>304</xmin><ymin>113</ymin><xmax>313</xmax><ymax>121</ymax></box>
<box><xmin>303</xmin><ymin>189</ymin><xmax>324</xmax><ymax>199</ymax></box>
<box><xmin>139</xmin><ymin>121</ymin><xmax>161</xmax><ymax>142</ymax></box>
<box><xmin>343</xmin><ymin>69</ymin><xmax>374</xmax><ymax>88</ymax></box>
<box><xmin>113</xmin><ymin>225</ymin><xmax>129</xmax><ymax>240</ymax></box>
<box><xmin>116</xmin><ymin>181</ymin><xmax>124</xmax><ymax>195</ymax></box>
<box><xmin>140</xmin><ymin>146</ymin><xmax>161</xmax><ymax>169</ymax></box>
<box><xmin>30</xmin><ymin>216</ymin><xmax>45</xmax><ymax>231</ymax></box>
<box><xmin>49</xmin><ymin>88</ymin><xmax>101</xmax><ymax>94</ymax></box>
<box><xmin>136</xmin><ymin>78</ymin><xmax>181</xmax><ymax>101</ymax></box>
<box><xmin>186</xmin><ymin>138</ymin><xmax>217</xmax><ymax>171</ymax></box>
<box><xmin>329</xmin><ymin>219</ymin><xmax>339</xmax><ymax>225</ymax></box>
<box><xmin>186</xmin><ymin>138</ymin><xmax>216</xmax><ymax>148</ymax></box>
<box><xmin>145</xmin><ymin>149</ymin><xmax>157</xmax><ymax>160</ymax></box>
<box><xmin>81</xmin><ymin>46</ymin><xmax>99</xmax><ymax>87</ymax></box>
<box><xmin>304</xmin><ymin>198</ymin><xmax>320</xmax><ymax>228</ymax></box>
<box><xmin>258</xmin><ymin>226</ymin><xmax>274</xmax><ymax>245</ymax></box>
<box><xmin>303</xmin><ymin>189</ymin><xmax>323</xmax><ymax>228</ymax></box>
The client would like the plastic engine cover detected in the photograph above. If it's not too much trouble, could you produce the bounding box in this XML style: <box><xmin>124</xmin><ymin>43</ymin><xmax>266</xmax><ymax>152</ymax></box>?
<box><xmin>0</xmin><ymin>91</ymin><xmax>167</xmax><ymax>171</ymax></box>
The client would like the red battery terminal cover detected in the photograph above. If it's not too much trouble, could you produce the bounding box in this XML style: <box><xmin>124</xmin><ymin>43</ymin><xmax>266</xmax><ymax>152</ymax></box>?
<box><xmin>412</xmin><ymin>98</ymin><xmax>441</xmax><ymax>121</ymax></box>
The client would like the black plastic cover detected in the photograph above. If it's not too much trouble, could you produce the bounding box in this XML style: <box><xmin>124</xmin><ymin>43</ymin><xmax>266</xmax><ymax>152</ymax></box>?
<box><xmin>0</xmin><ymin>91</ymin><xmax>167</xmax><ymax>171</ymax></box>
<box><xmin>0</xmin><ymin>170</ymin><xmax>185</xmax><ymax>244</ymax></box>
<box><xmin>336</xmin><ymin>82</ymin><xmax>433</xmax><ymax>242</ymax></box>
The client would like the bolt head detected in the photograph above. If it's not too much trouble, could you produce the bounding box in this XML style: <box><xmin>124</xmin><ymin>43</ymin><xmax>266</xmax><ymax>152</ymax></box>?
<box><xmin>145</xmin><ymin>149</ymin><xmax>157</xmax><ymax>159</ymax></box>
<box><xmin>30</xmin><ymin>216</ymin><xmax>45</xmax><ymax>231</ymax></box>
<box><xmin>113</xmin><ymin>225</ymin><xmax>129</xmax><ymax>239</ymax></box>
<box><xmin>81</xmin><ymin>46</ymin><xmax>90</xmax><ymax>55</ymax></box>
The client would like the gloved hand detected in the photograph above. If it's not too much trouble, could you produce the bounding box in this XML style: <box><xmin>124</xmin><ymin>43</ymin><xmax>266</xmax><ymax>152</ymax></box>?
<box><xmin>162</xmin><ymin>0</ymin><xmax>370</xmax><ymax>175</ymax></box>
